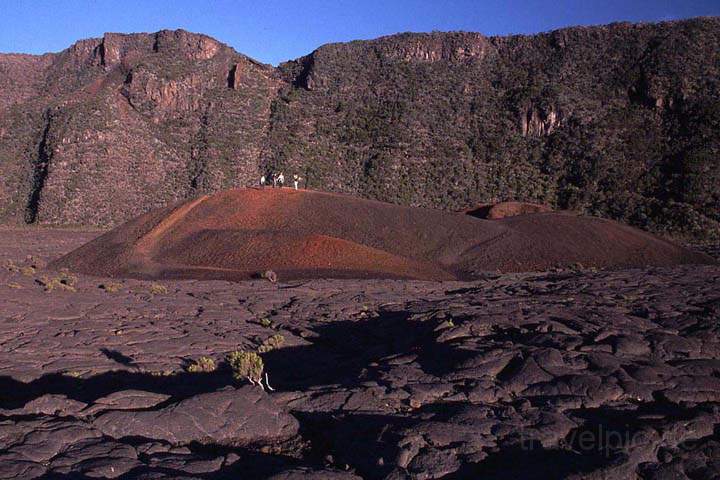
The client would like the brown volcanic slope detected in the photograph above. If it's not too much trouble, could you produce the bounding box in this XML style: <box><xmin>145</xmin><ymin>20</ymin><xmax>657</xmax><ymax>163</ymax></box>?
<box><xmin>50</xmin><ymin>188</ymin><xmax>714</xmax><ymax>281</ymax></box>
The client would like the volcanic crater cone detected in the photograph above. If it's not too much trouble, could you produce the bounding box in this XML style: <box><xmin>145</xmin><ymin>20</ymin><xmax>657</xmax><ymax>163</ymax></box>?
<box><xmin>50</xmin><ymin>188</ymin><xmax>715</xmax><ymax>281</ymax></box>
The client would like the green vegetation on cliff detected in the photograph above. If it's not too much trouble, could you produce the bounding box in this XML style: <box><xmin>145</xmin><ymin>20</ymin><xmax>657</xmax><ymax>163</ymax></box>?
<box><xmin>0</xmin><ymin>19</ymin><xmax>718</xmax><ymax>241</ymax></box>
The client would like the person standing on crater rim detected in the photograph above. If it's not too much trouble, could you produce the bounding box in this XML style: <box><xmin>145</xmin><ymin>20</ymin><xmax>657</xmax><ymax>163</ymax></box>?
<box><xmin>293</xmin><ymin>174</ymin><xmax>301</xmax><ymax>190</ymax></box>
<box><xmin>260</xmin><ymin>175</ymin><xmax>266</xmax><ymax>187</ymax></box>
<box><xmin>277</xmin><ymin>172</ymin><xmax>285</xmax><ymax>188</ymax></box>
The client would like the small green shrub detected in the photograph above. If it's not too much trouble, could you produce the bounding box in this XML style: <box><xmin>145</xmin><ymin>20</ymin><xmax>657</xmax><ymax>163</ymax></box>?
<box><xmin>187</xmin><ymin>356</ymin><xmax>216</xmax><ymax>373</ymax></box>
<box><xmin>38</xmin><ymin>271</ymin><xmax>77</xmax><ymax>292</ymax></box>
<box><xmin>4</xmin><ymin>260</ymin><xmax>19</xmax><ymax>272</ymax></box>
<box><xmin>227</xmin><ymin>350</ymin><xmax>264</xmax><ymax>384</ymax></box>
<box><xmin>20</xmin><ymin>266</ymin><xmax>36</xmax><ymax>276</ymax></box>
<box><xmin>58</xmin><ymin>270</ymin><xmax>78</xmax><ymax>286</ymax></box>
<box><xmin>149</xmin><ymin>283</ymin><xmax>168</xmax><ymax>295</ymax></box>
<box><xmin>261</xmin><ymin>270</ymin><xmax>278</xmax><ymax>283</ymax></box>
<box><xmin>100</xmin><ymin>282</ymin><xmax>123</xmax><ymax>293</ymax></box>
<box><xmin>258</xmin><ymin>334</ymin><xmax>285</xmax><ymax>353</ymax></box>
<box><xmin>259</xmin><ymin>317</ymin><xmax>273</xmax><ymax>328</ymax></box>
<box><xmin>5</xmin><ymin>260</ymin><xmax>36</xmax><ymax>277</ymax></box>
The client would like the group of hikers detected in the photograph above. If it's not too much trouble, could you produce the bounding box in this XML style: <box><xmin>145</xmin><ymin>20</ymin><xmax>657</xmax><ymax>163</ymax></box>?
<box><xmin>259</xmin><ymin>172</ymin><xmax>302</xmax><ymax>190</ymax></box>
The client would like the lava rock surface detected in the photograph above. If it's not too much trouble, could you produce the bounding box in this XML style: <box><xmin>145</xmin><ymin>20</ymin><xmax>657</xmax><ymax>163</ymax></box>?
<box><xmin>0</xmin><ymin>227</ymin><xmax>719</xmax><ymax>479</ymax></box>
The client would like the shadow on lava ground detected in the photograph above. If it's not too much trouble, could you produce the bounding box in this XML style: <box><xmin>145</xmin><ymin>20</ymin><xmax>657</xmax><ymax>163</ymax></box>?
<box><xmin>262</xmin><ymin>310</ymin><xmax>477</xmax><ymax>390</ymax></box>
<box><xmin>0</xmin><ymin>308</ymin><xmax>468</xmax><ymax>408</ymax></box>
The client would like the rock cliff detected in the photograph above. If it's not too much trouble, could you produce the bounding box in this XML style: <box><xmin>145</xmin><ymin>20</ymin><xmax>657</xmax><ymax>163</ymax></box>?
<box><xmin>0</xmin><ymin>19</ymin><xmax>718</xmax><ymax>241</ymax></box>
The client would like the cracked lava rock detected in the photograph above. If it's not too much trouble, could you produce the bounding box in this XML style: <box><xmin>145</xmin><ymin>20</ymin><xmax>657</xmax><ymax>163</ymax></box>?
<box><xmin>0</xmin><ymin>221</ymin><xmax>719</xmax><ymax>479</ymax></box>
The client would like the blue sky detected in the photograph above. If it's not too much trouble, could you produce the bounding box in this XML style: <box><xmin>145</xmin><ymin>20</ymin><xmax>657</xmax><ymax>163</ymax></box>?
<box><xmin>1</xmin><ymin>0</ymin><xmax>718</xmax><ymax>64</ymax></box>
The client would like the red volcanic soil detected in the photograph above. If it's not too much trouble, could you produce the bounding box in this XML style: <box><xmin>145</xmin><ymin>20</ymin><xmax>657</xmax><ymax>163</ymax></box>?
<box><xmin>466</xmin><ymin>201</ymin><xmax>553</xmax><ymax>219</ymax></box>
<box><xmin>50</xmin><ymin>188</ymin><xmax>715</xmax><ymax>281</ymax></box>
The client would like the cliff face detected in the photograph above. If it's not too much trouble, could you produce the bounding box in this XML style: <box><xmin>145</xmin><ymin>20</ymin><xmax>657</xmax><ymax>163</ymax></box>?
<box><xmin>0</xmin><ymin>30</ymin><xmax>279</xmax><ymax>226</ymax></box>
<box><xmin>269</xmin><ymin>19</ymin><xmax>720</xmax><ymax>242</ymax></box>
<box><xmin>1</xmin><ymin>19</ymin><xmax>718</xmax><ymax>241</ymax></box>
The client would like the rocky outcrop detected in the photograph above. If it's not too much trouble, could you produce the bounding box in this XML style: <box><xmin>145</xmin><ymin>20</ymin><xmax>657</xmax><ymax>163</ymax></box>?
<box><xmin>269</xmin><ymin>18</ymin><xmax>720</xmax><ymax>242</ymax></box>
<box><xmin>93</xmin><ymin>388</ymin><xmax>299</xmax><ymax>446</ymax></box>
<box><xmin>0</xmin><ymin>29</ymin><xmax>279</xmax><ymax>226</ymax></box>
<box><xmin>153</xmin><ymin>29</ymin><xmax>221</xmax><ymax>60</ymax></box>
<box><xmin>521</xmin><ymin>103</ymin><xmax>563</xmax><ymax>136</ymax></box>
<box><xmin>80</xmin><ymin>390</ymin><xmax>170</xmax><ymax>416</ymax></box>
<box><xmin>0</xmin><ymin>394</ymin><xmax>87</xmax><ymax>417</ymax></box>
<box><xmin>124</xmin><ymin>68</ymin><xmax>207</xmax><ymax>117</ymax></box>
<box><xmin>228</xmin><ymin>62</ymin><xmax>244</xmax><ymax>89</ymax></box>
<box><xmin>95</xmin><ymin>30</ymin><xmax>220</xmax><ymax>68</ymax></box>
<box><xmin>375</xmin><ymin>31</ymin><xmax>492</xmax><ymax>62</ymax></box>
<box><xmin>97</xmin><ymin>32</ymin><xmax>154</xmax><ymax>67</ymax></box>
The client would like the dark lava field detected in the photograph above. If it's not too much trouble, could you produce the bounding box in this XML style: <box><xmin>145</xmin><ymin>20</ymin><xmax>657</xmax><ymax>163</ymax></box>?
<box><xmin>0</xmin><ymin>228</ymin><xmax>719</xmax><ymax>479</ymax></box>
